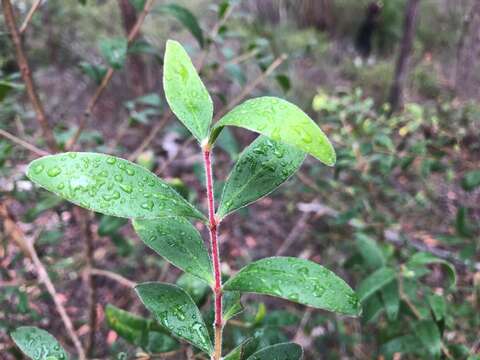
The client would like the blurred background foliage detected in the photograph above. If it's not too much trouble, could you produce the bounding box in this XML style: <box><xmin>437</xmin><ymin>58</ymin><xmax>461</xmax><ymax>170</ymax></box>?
<box><xmin>0</xmin><ymin>0</ymin><xmax>479</xmax><ymax>359</ymax></box>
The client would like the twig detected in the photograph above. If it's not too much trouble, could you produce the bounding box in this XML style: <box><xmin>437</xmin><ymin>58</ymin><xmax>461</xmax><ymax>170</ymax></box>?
<box><xmin>128</xmin><ymin>110</ymin><xmax>172</xmax><ymax>161</ymax></box>
<box><xmin>276</xmin><ymin>212</ymin><xmax>310</xmax><ymax>256</ymax></box>
<box><xmin>90</xmin><ymin>268</ymin><xmax>136</xmax><ymax>289</ymax></box>
<box><xmin>2</xmin><ymin>0</ymin><xmax>58</xmax><ymax>151</ymax></box>
<box><xmin>66</xmin><ymin>0</ymin><xmax>156</xmax><ymax>150</ymax></box>
<box><xmin>0</xmin><ymin>203</ymin><xmax>86</xmax><ymax>360</ymax></box>
<box><xmin>0</xmin><ymin>128</ymin><xmax>50</xmax><ymax>156</ymax></box>
<box><xmin>214</xmin><ymin>54</ymin><xmax>288</xmax><ymax>121</ymax></box>
<box><xmin>19</xmin><ymin>0</ymin><xmax>43</xmax><ymax>34</ymax></box>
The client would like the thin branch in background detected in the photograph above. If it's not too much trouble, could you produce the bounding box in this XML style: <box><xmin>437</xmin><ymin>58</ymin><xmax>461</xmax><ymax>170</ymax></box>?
<box><xmin>2</xmin><ymin>0</ymin><xmax>58</xmax><ymax>151</ymax></box>
<box><xmin>0</xmin><ymin>128</ymin><xmax>50</xmax><ymax>156</ymax></box>
<box><xmin>91</xmin><ymin>268</ymin><xmax>136</xmax><ymax>289</ymax></box>
<box><xmin>276</xmin><ymin>211</ymin><xmax>310</xmax><ymax>256</ymax></box>
<box><xmin>0</xmin><ymin>203</ymin><xmax>86</xmax><ymax>360</ymax></box>
<box><xmin>19</xmin><ymin>0</ymin><xmax>43</xmax><ymax>34</ymax></box>
<box><xmin>66</xmin><ymin>0</ymin><xmax>156</xmax><ymax>150</ymax></box>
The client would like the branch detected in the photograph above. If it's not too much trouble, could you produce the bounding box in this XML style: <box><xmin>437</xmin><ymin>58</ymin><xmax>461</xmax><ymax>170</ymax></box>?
<box><xmin>0</xmin><ymin>203</ymin><xmax>86</xmax><ymax>360</ymax></box>
<box><xmin>2</xmin><ymin>0</ymin><xmax>58</xmax><ymax>151</ymax></box>
<box><xmin>66</xmin><ymin>0</ymin><xmax>156</xmax><ymax>150</ymax></box>
<box><xmin>19</xmin><ymin>0</ymin><xmax>43</xmax><ymax>34</ymax></box>
<box><xmin>0</xmin><ymin>128</ymin><xmax>50</xmax><ymax>156</ymax></box>
<box><xmin>90</xmin><ymin>268</ymin><xmax>136</xmax><ymax>289</ymax></box>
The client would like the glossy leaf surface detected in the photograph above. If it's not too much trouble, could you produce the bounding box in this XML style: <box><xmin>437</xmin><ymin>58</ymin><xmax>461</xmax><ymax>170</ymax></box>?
<box><xmin>217</xmin><ymin>136</ymin><xmax>305</xmax><ymax>219</ymax></box>
<box><xmin>26</xmin><ymin>153</ymin><xmax>205</xmax><ymax>221</ymax></box>
<box><xmin>246</xmin><ymin>342</ymin><xmax>303</xmax><ymax>360</ymax></box>
<box><xmin>211</xmin><ymin>97</ymin><xmax>335</xmax><ymax>165</ymax></box>
<box><xmin>224</xmin><ymin>338</ymin><xmax>259</xmax><ymax>360</ymax></box>
<box><xmin>356</xmin><ymin>267</ymin><xmax>396</xmax><ymax>302</ymax></box>
<box><xmin>157</xmin><ymin>5</ymin><xmax>204</xmax><ymax>47</ymax></box>
<box><xmin>10</xmin><ymin>326</ymin><xmax>68</xmax><ymax>360</ymax></box>
<box><xmin>224</xmin><ymin>257</ymin><xmax>360</xmax><ymax>316</ymax></box>
<box><xmin>105</xmin><ymin>304</ymin><xmax>179</xmax><ymax>353</ymax></box>
<box><xmin>163</xmin><ymin>40</ymin><xmax>212</xmax><ymax>141</ymax></box>
<box><xmin>223</xmin><ymin>291</ymin><xmax>244</xmax><ymax>321</ymax></box>
<box><xmin>135</xmin><ymin>282</ymin><xmax>213</xmax><ymax>354</ymax></box>
<box><xmin>133</xmin><ymin>216</ymin><xmax>213</xmax><ymax>284</ymax></box>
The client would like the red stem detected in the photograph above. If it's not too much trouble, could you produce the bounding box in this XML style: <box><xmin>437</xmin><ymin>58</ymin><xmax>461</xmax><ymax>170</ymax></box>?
<box><xmin>203</xmin><ymin>148</ymin><xmax>223</xmax><ymax>360</ymax></box>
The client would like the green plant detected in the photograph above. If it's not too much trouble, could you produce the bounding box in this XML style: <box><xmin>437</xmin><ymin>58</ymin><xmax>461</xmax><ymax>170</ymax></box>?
<box><xmin>12</xmin><ymin>40</ymin><xmax>360</xmax><ymax>360</ymax></box>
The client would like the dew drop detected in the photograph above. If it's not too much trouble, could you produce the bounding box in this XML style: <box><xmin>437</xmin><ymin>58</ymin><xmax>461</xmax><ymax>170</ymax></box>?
<box><xmin>47</xmin><ymin>167</ymin><xmax>62</xmax><ymax>177</ymax></box>
<box><xmin>106</xmin><ymin>157</ymin><xmax>116</xmax><ymax>165</ymax></box>
<box><xmin>141</xmin><ymin>200</ymin><xmax>154</xmax><ymax>211</ymax></box>
<box><xmin>33</xmin><ymin>164</ymin><xmax>44</xmax><ymax>174</ymax></box>
<box><xmin>119</xmin><ymin>183</ymin><xmax>133</xmax><ymax>193</ymax></box>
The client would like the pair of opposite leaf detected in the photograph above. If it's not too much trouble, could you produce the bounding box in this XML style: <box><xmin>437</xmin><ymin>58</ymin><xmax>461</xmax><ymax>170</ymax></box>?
<box><xmin>25</xmin><ymin>40</ymin><xmax>360</xmax><ymax>357</ymax></box>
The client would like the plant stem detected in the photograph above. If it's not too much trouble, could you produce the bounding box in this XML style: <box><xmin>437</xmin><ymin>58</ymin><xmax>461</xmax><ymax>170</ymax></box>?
<box><xmin>203</xmin><ymin>147</ymin><xmax>223</xmax><ymax>360</ymax></box>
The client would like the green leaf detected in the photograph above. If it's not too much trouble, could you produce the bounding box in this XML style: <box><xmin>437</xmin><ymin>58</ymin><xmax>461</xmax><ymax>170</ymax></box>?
<box><xmin>105</xmin><ymin>304</ymin><xmax>179</xmax><ymax>353</ymax></box>
<box><xmin>224</xmin><ymin>257</ymin><xmax>360</xmax><ymax>316</ymax></box>
<box><xmin>135</xmin><ymin>282</ymin><xmax>213</xmax><ymax>354</ymax></box>
<box><xmin>210</xmin><ymin>97</ymin><xmax>336</xmax><ymax>166</ymax></box>
<box><xmin>461</xmin><ymin>170</ymin><xmax>480</xmax><ymax>191</ymax></box>
<box><xmin>176</xmin><ymin>273</ymin><xmax>210</xmax><ymax>304</ymax></box>
<box><xmin>381</xmin><ymin>334</ymin><xmax>422</xmax><ymax>358</ymax></box>
<box><xmin>0</xmin><ymin>80</ymin><xmax>23</xmax><ymax>102</ymax></box>
<box><xmin>223</xmin><ymin>291</ymin><xmax>244</xmax><ymax>321</ymax></box>
<box><xmin>78</xmin><ymin>62</ymin><xmax>107</xmax><ymax>85</ymax></box>
<box><xmin>428</xmin><ymin>294</ymin><xmax>446</xmax><ymax>321</ymax></box>
<box><xmin>406</xmin><ymin>252</ymin><xmax>457</xmax><ymax>288</ymax></box>
<box><xmin>246</xmin><ymin>342</ymin><xmax>303</xmax><ymax>360</ymax></box>
<box><xmin>414</xmin><ymin>320</ymin><xmax>442</xmax><ymax>357</ymax></box>
<box><xmin>355</xmin><ymin>233</ymin><xmax>385</xmax><ymax>270</ymax></box>
<box><xmin>224</xmin><ymin>338</ymin><xmax>259</xmax><ymax>360</ymax></box>
<box><xmin>98</xmin><ymin>215</ymin><xmax>128</xmax><ymax>236</ymax></box>
<box><xmin>10</xmin><ymin>326</ymin><xmax>68</xmax><ymax>360</ymax></box>
<box><xmin>217</xmin><ymin>136</ymin><xmax>305</xmax><ymax>219</ymax></box>
<box><xmin>133</xmin><ymin>216</ymin><xmax>213</xmax><ymax>284</ymax></box>
<box><xmin>157</xmin><ymin>5</ymin><xmax>204</xmax><ymax>47</ymax></box>
<box><xmin>99</xmin><ymin>37</ymin><xmax>128</xmax><ymax>69</ymax></box>
<box><xmin>275</xmin><ymin>74</ymin><xmax>291</xmax><ymax>92</ymax></box>
<box><xmin>381</xmin><ymin>281</ymin><xmax>399</xmax><ymax>321</ymax></box>
<box><xmin>356</xmin><ymin>267</ymin><xmax>396</xmax><ymax>302</ymax></box>
<box><xmin>163</xmin><ymin>40</ymin><xmax>212</xmax><ymax>141</ymax></box>
<box><xmin>26</xmin><ymin>153</ymin><xmax>205</xmax><ymax>221</ymax></box>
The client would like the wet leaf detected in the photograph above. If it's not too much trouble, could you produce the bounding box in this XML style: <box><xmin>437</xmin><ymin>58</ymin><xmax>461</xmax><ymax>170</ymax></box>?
<box><xmin>157</xmin><ymin>5</ymin><xmax>204</xmax><ymax>47</ymax></box>
<box><xmin>163</xmin><ymin>40</ymin><xmax>212</xmax><ymax>142</ymax></box>
<box><xmin>217</xmin><ymin>136</ymin><xmax>305</xmax><ymax>219</ymax></box>
<box><xmin>133</xmin><ymin>216</ymin><xmax>213</xmax><ymax>284</ymax></box>
<box><xmin>246</xmin><ymin>342</ymin><xmax>303</xmax><ymax>360</ymax></box>
<box><xmin>135</xmin><ymin>282</ymin><xmax>213</xmax><ymax>354</ymax></box>
<box><xmin>224</xmin><ymin>257</ymin><xmax>361</xmax><ymax>316</ymax></box>
<box><xmin>210</xmin><ymin>97</ymin><xmax>335</xmax><ymax>166</ymax></box>
<box><xmin>105</xmin><ymin>304</ymin><xmax>179</xmax><ymax>353</ymax></box>
<box><xmin>10</xmin><ymin>326</ymin><xmax>68</xmax><ymax>360</ymax></box>
<box><xmin>26</xmin><ymin>153</ymin><xmax>205</xmax><ymax>221</ymax></box>
<box><xmin>356</xmin><ymin>267</ymin><xmax>396</xmax><ymax>302</ymax></box>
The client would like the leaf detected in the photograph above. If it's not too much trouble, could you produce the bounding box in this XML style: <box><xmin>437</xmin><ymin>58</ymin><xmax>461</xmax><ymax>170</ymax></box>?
<box><xmin>176</xmin><ymin>273</ymin><xmax>210</xmax><ymax>304</ymax></box>
<box><xmin>355</xmin><ymin>233</ymin><xmax>385</xmax><ymax>270</ymax></box>
<box><xmin>210</xmin><ymin>97</ymin><xmax>336</xmax><ymax>166</ymax></box>
<box><xmin>224</xmin><ymin>257</ymin><xmax>361</xmax><ymax>316</ymax></box>
<box><xmin>414</xmin><ymin>320</ymin><xmax>442</xmax><ymax>357</ymax></box>
<box><xmin>10</xmin><ymin>326</ymin><xmax>68</xmax><ymax>360</ymax></box>
<box><xmin>246</xmin><ymin>342</ymin><xmax>303</xmax><ymax>360</ymax></box>
<box><xmin>428</xmin><ymin>294</ymin><xmax>446</xmax><ymax>321</ymax></box>
<box><xmin>129</xmin><ymin>0</ymin><xmax>146</xmax><ymax>11</ymax></box>
<box><xmin>26</xmin><ymin>152</ymin><xmax>205</xmax><ymax>221</ymax></box>
<box><xmin>163</xmin><ymin>40</ymin><xmax>213</xmax><ymax>141</ymax></box>
<box><xmin>406</xmin><ymin>252</ymin><xmax>457</xmax><ymax>288</ymax></box>
<box><xmin>135</xmin><ymin>282</ymin><xmax>213</xmax><ymax>354</ymax></box>
<box><xmin>98</xmin><ymin>215</ymin><xmax>128</xmax><ymax>236</ymax></box>
<box><xmin>0</xmin><ymin>80</ymin><xmax>23</xmax><ymax>102</ymax></box>
<box><xmin>381</xmin><ymin>334</ymin><xmax>422</xmax><ymax>358</ymax></box>
<box><xmin>224</xmin><ymin>338</ymin><xmax>259</xmax><ymax>360</ymax></box>
<box><xmin>99</xmin><ymin>37</ymin><xmax>128</xmax><ymax>69</ymax></box>
<box><xmin>78</xmin><ymin>62</ymin><xmax>107</xmax><ymax>85</ymax></box>
<box><xmin>223</xmin><ymin>291</ymin><xmax>244</xmax><ymax>321</ymax></box>
<box><xmin>461</xmin><ymin>170</ymin><xmax>480</xmax><ymax>191</ymax></box>
<box><xmin>217</xmin><ymin>136</ymin><xmax>305</xmax><ymax>219</ymax></box>
<box><xmin>216</xmin><ymin>127</ymin><xmax>240</xmax><ymax>160</ymax></box>
<box><xmin>105</xmin><ymin>304</ymin><xmax>179</xmax><ymax>353</ymax></box>
<box><xmin>356</xmin><ymin>267</ymin><xmax>396</xmax><ymax>302</ymax></box>
<box><xmin>157</xmin><ymin>5</ymin><xmax>204</xmax><ymax>47</ymax></box>
<box><xmin>456</xmin><ymin>206</ymin><xmax>474</xmax><ymax>237</ymax></box>
<box><xmin>275</xmin><ymin>74</ymin><xmax>291</xmax><ymax>92</ymax></box>
<box><xmin>133</xmin><ymin>216</ymin><xmax>213</xmax><ymax>284</ymax></box>
<box><xmin>381</xmin><ymin>281</ymin><xmax>400</xmax><ymax>321</ymax></box>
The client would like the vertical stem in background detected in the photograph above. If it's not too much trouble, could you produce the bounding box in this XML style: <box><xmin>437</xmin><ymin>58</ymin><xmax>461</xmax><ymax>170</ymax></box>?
<box><xmin>203</xmin><ymin>146</ymin><xmax>223</xmax><ymax>360</ymax></box>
